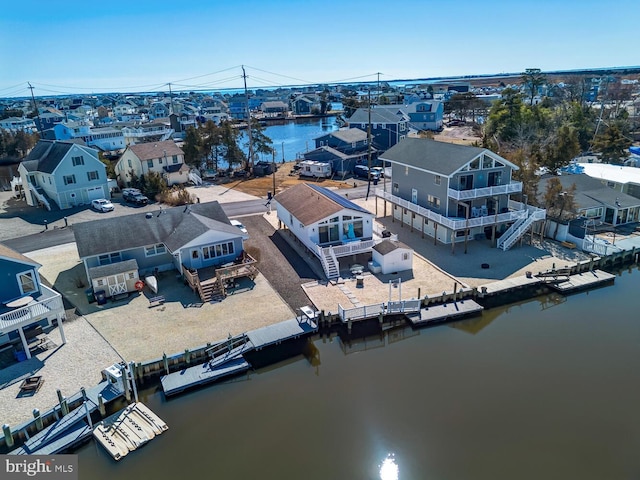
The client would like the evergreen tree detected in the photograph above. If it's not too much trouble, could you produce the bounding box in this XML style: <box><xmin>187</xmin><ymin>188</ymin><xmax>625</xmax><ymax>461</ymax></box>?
<box><xmin>592</xmin><ymin>123</ymin><xmax>632</xmax><ymax>164</ymax></box>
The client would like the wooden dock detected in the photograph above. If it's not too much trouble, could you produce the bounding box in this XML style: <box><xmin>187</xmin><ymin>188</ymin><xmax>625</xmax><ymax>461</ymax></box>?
<box><xmin>93</xmin><ymin>402</ymin><xmax>168</xmax><ymax>461</ymax></box>
<box><xmin>478</xmin><ymin>274</ymin><xmax>543</xmax><ymax>295</ymax></box>
<box><xmin>407</xmin><ymin>299</ymin><xmax>484</xmax><ymax>326</ymax></box>
<box><xmin>161</xmin><ymin>318</ymin><xmax>318</xmax><ymax>397</ymax></box>
<box><xmin>547</xmin><ymin>269</ymin><xmax>615</xmax><ymax>293</ymax></box>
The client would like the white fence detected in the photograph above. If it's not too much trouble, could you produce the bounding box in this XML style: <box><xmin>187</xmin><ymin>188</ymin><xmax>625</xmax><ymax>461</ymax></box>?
<box><xmin>338</xmin><ymin>299</ymin><xmax>421</xmax><ymax>322</ymax></box>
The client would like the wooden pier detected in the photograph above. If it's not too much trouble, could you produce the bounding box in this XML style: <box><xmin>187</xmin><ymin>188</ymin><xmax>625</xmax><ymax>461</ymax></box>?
<box><xmin>93</xmin><ymin>402</ymin><xmax>168</xmax><ymax>461</ymax></box>
<box><xmin>547</xmin><ymin>269</ymin><xmax>615</xmax><ymax>293</ymax></box>
<box><xmin>160</xmin><ymin>318</ymin><xmax>317</xmax><ymax>397</ymax></box>
<box><xmin>407</xmin><ymin>299</ymin><xmax>484</xmax><ymax>326</ymax></box>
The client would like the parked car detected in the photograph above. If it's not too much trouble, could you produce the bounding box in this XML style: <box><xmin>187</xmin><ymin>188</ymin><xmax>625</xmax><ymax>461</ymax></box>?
<box><xmin>371</xmin><ymin>166</ymin><xmax>384</xmax><ymax>178</ymax></box>
<box><xmin>230</xmin><ymin>219</ymin><xmax>248</xmax><ymax>234</ymax></box>
<box><xmin>123</xmin><ymin>189</ymin><xmax>149</xmax><ymax>206</ymax></box>
<box><xmin>354</xmin><ymin>165</ymin><xmax>380</xmax><ymax>180</ymax></box>
<box><xmin>91</xmin><ymin>198</ymin><xmax>114</xmax><ymax>212</ymax></box>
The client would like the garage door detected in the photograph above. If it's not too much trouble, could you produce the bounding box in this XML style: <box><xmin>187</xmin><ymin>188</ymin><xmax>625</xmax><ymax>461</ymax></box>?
<box><xmin>86</xmin><ymin>186</ymin><xmax>104</xmax><ymax>201</ymax></box>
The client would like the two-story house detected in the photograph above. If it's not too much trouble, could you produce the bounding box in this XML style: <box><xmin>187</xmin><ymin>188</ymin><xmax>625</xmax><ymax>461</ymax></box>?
<box><xmin>0</xmin><ymin>243</ymin><xmax>66</xmax><ymax>357</ymax></box>
<box><xmin>115</xmin><ymin>140</ymin><xmax>188</xmax><ymax>187</ymax></box>
<box><xmin>378</xmin><ymin>138</ymin><xmax>545</xmax><ymax>252</ymax></box>
<box><xmin>303</xmin><ymin>128</ymin><xmax>371</xmax><ymax>176</ymax></box>
<box><xmin>291</xmin><ymin>95</ymin><xmax>319</xmax><ymax>115</ymax></box>
<box><xmin>42</xmin><ymin>121</ymin><xmax>126</xmax><ymax>152</ymax></box>
<box><xmin>347</xmin><ymin>107</ymin><xmax>409</xmax><ymax>151</ymax></box>
<box><xmin>18</xmin><ymin>140</ymin><xmax>109</xmax><ymax>210</ymax></box>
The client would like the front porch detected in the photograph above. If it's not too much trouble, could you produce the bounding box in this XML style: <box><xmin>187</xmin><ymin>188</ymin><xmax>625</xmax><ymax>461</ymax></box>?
<box><xmin>182</xmin><ymin>252</ymin><xmax>259</xmax><ymax>302</ymax></box>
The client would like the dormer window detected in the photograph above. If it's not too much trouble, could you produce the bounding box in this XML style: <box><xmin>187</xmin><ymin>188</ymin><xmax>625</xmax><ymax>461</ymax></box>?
<box><xmin>18</xmin><ymin>271</ymin><xmax>36</xmax><ymax>295</ymax></box>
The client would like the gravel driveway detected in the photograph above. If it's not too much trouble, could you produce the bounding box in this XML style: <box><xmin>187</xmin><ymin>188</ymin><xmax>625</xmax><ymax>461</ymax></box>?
<box><xmin>240</xmin><ymin>215</ymin><xmax>318</xmax><ymax>311</ymax></box>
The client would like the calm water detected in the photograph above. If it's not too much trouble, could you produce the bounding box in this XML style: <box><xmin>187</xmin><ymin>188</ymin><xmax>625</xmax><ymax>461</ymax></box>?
<box><xmin>239</xmin><ymin>116</ymin><xmax>339</xmax><ymax>163</ymax></box>
<box><xmin>76</xmin><ymin>267</ymin><xmax>640</xmax><ymax>480</ymax></box>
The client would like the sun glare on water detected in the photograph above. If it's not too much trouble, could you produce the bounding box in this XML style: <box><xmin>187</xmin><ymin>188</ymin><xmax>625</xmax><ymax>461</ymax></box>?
<box><xmin>379</xmin><ymin>453</ymin><xmax>399</xmax><ymax>480</ymax></box>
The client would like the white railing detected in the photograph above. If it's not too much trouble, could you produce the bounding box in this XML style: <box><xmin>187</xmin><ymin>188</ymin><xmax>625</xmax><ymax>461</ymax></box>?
<box><xmin>582</xmin><ymin>238</ymin><xmax>619</xmax><ymax>256</ymax></box>
<box><xmin>331</xmin><ymin>240</ymin><xmax>376</xmax><ymax>257</ymax></box>
<box><xmin>387</xmin><ymin>299</ymin><xmax>421</xmax><ymax>314</ymax></box>
<box><xmin>377</xmin><ymin>189</ymin><xmax>527</xmax><ymax>230</ymax></box>
<box><xmin>448</xmin><ymin>181</ymin><xmax>522</xmax><ymax>200</ymax></box>
<box><xmin>0</xmin><ymin>287</ymin><xmax>64</xmax><ymax>331</ymax></box>
<box><xmin>28</xmin><ymin>184</ymin><xmax>51</xmax><ymax>211</ymax></box>
<box><xmin>339</xmin><ymin>303</ymin><xmax>385</xmax><ymax>322</ymax></box>
<box><xmin>498</xmin><ymin>206</ymin><xmax>546</xmax><ymax>251</ymax></box>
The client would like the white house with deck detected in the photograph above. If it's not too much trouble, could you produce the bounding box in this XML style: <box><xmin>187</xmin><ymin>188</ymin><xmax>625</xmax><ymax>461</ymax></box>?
<box><xmin>274</xmin><ymin>183</ymin><xmax>375</xmax><ymax>279</ymax></box>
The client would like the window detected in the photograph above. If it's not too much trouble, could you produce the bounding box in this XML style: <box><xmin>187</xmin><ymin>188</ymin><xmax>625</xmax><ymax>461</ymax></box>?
<box><xmin>202</xmin><ymin>241</ymin><xmax>234</xmax><ymax>260</ymax></box>
<box><xmin>482</xmin><ymin>155</ymin><xmax>494</xmax><ymax>169</ymax></box>
<box><xmin>128</xmin><ymin>159</ymin><xmax>132</xmax><ymax>168</ymax></box>
<box><xmin>427</xmin><ymin>195</ymin><xmax>440</xmax><ymax>208</ymax></box>
<box><xmin>147</xmin><ymin>159</ymin><xmax>154</xmax><ymax>169</ymax></box>
<box><xmin>87</xmin><ymin>171</ymin><xmax>99</xmax><ymax>181</ymax></box>
<box><xmin>172</xmin><ymin>155</ymin><xmax>178</xmax><ymax>164</ymax></box>
<box><xmin>434</xmin><ymin>175</ymin><xmax>441</xmax><ymax>185</ymax></box>
<box><xmin>411</xmin><ymin>188</ymin><xmax>418</xmax><ymax>204</ymax></box>
<box><xmin>399</xmin><ymin>135</ymin><xmax>405</xmax><ymax>141</ymax></box>
<box><xmin>63</xmin><ymin>174</ymin><xmax>76</xmax><ymax>185</ymax></box>
<box><xmin>18</xmin><ymin>271</ymin><xmax>36</xmax><ymax>294</ymax></box>
<box><xmin>128</xmin><ymin>272</ymin><xmax>136</xmax><ymax>280</ymax></box>
<box><xmin>72</xmin><ymin>156</ymin><xmax>84</xmax><ymax>166</ymax></box>
<box><xmin>96</xmin><ymin>279</ymin><xmax>105</xmax><ymax>286</ymax></box>
<box><xmin>98</xmin><ymin>252</ymin><xmax>121</xmax><ymax>265</ymax></box>
<box><xmin>402</xmin><ymin>253</ymin><xmax>409</xmax><ymax>261</ymax></box>
<box><xmin>159</xmin><ymin>157</ymin><xmax>163</xmax><ymax>164</ymax></box>
<box><xmin>393</xmin><ymin>182</ymin><xmax>399</xmax><ymax>194</ymax></box>
<box><xmin>145</xmin><ymin>243</ymin><xmax>166</xmax><ymax>256</ymax></box>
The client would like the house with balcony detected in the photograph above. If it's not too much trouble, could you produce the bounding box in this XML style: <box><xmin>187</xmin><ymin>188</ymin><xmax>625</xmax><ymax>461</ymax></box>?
<box><xmin>378</xmin><ymin>138</ymin><xmax>545</xmax><ymax>251</ymax></box>
<box><xmin>0</xmin><ymin>243</ymin><xmax>66</xmax><ymax>358</ymax></box>
<box><xmin>0</xmin><ymin>116</ymin><xmax>37</xmax><ymax>133</ymax></box>
<box><xmin>42</xmin><ymin>121</ymin><xmax>126</xmax><ymax>152</ymax></box>
<box><xmin>347</xmin><ymin>107</ymin><xmax>409</xmax><ymax>151</ymax></box>
<box><xmin>274</xmin><ymin>183</ymin><xmax>375</xmax><ymax>279</ymax></box>
<box><xmin>18</xmin><ymin>140</ymin><xmax>109</xmax><ymax>210</ymax></box>
<box><xmin>73</xmin><ymin>202</ymin><xmax>255</xmax><ymax>302</ymax></box>
<box><xmin>303</xmin><ymin>128</ymin><xmax>371</xmax><ymax>176</ymax></box>
<box><xmin>121</xmin><ymin>122</ymin><xmax>174</xmax><ymax>145</ymax></box>
<box><xmin>115</xmin><ymin>140</ymin><xmax>187</xmax><ymax>187</ymax></box>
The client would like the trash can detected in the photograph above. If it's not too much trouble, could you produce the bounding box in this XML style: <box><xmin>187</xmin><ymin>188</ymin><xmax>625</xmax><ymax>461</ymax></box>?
<box><xmin>95</xmin><ymin>290</ymin><xmax>107</xmax><ymax>305</ymax></box>
<box><xmin>85</xmin><ymin>288</ymin><xmax>95</xmax><ymax>303</ymax></box>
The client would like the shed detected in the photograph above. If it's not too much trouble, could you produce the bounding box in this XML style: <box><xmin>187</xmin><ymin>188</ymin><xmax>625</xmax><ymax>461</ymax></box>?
<box><xmin>371</xmin><ymin>240</ymin><xmax>413</xmax><ymax>274</ymax></box>
<box><xmin>88</xmin><ymin>259</ymin><xmax>140</xmax><ymax>297</ymax></box>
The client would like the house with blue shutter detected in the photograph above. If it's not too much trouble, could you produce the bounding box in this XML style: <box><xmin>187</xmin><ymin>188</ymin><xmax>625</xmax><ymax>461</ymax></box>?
<box><xmin>18</xmin><ymin>140</ymin><xmax>110</xmax><ymax>210</ymax></box>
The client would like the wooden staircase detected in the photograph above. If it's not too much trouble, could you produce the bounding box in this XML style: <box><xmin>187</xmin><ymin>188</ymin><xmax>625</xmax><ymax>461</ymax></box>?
<box><xmin>199</xmin><ymin>279</ymin><xmax>225</xmax><ymax>302</ymax></box>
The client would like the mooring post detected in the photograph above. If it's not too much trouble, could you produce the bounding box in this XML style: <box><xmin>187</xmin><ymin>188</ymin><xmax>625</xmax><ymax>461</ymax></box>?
<box><xmin>163</xmin><ymin>353</ymin><xmax>169</xmax><ymax>375</ymax></box>
<box><xmin>33</xmin><ymin>408</ymin><xmax>43</xmax><ymax>431</ymax></box>
<box><xmin>3</xmin><ymin>424</ymin><xmax>14</xmax><ymax>449</ymax></box>
<box><xmin>98</xmin><ymin>394</ymin><xmax>106</xmax><ymax>416</ymax></box>
<box><xmin>185</xmin><ymin>348</ymin><xmax>191</xmax><ymax>365</ymax></box>
<box><xmin>122</xmin><ymin>364</ymin><xmax>131</xmax><ymax>402</ymax></box>
<box><xmin>61</xmin><ymin>396</ymin><xmax>69</xmax><ymax>416</ymax></box>
<box><xmin>453</xmin><ymin>283</ymin><xmax>458</xmax><ymax>302</ymax></box>
<box><xmin>379</xmin><ymin>311</ymin><xmax>384</xmax><ymax>328</ymax></box>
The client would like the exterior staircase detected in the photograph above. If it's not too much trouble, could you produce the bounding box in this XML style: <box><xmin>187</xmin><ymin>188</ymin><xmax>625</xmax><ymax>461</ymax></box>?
<box><xmin>319</xmin><ymin>247</ymin><xmax>340</xmax><ymax>280</ymax></box>
<box><xmin>497</xmin><ymin>207</ymin><xmax>546</xmax><ymax>251</ymax></box>
<box><xmin>199</xmin><ymin>280</ymin><xmax>225</xmax><ymax>302</ymax></box>
<box><xmin>29</xmin><ymin>185</ymin><xmax>53</xmax><ymax>211</ymax></box>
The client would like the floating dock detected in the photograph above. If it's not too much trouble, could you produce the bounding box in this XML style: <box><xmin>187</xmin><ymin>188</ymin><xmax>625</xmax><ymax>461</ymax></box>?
<box><xmin>547</xmin><ymin>269</ymin><xmax>615</xmax><ymax>293</ymax></box>
<box><xmin>406</xmin><ymin>299</ymin><xmax>484</xmax><ymax>326</ymax></box>
<box><xmin>161</xmin><ymin>318</ymin><xmax>317</xmax><ymax>397</ymax></box>
<box><xmin>93</xmin><ymin>402</ymin><xmax>168</xmax><ymax>461</ymax></box>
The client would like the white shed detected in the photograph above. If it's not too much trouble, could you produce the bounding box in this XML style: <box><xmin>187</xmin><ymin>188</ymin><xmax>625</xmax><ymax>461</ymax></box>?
<box><xmin>371</xmin><ymin>240</ymin><xmax>413</xmax><ymax>274</ymax></box>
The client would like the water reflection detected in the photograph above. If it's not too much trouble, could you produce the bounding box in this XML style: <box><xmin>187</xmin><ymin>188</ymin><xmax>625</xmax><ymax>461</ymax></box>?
<box><xmin>379</xmin><ymin>453</ymin><xmax>399</xmax><ymax>480</ymax></box>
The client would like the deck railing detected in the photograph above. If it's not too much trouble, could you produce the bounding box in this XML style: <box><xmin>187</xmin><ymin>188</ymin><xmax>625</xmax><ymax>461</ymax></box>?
<box><xmin>0</xmin><ymin>286</ymin><xmax>63</xmax><ymax>331</ymax></box>
<box><xmin>448</xmin><ymin>181</ymin><xmax>522</xmax><ymax>200</ymax></box>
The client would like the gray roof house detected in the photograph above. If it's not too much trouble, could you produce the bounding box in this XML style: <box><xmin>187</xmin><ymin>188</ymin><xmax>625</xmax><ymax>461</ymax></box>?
<box><xmin>379</xmin><ymin>137</ymin><xmax>546</xmax><ymax>251</ymax></box>
<box><xmin>73</xmin><ymin>201</ymin><xmax>249</xmax><ymax>299</ymax></box>
<box><xmin>348</xmin><ymin>108</ymin><xmax>409</xmax><ymax>151</ymax></box>
<box><xmin>18</xmin><ymin>140</ymin><xmax>109</xmax><ymax>210</ymax></box>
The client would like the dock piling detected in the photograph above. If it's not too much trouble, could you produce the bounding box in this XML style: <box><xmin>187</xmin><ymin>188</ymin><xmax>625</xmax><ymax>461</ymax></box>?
<box><xmin>33</xmin><ymin>409</ymin><xmax>43</xmax><ymax>431</ymax></box>
<box><xmin>61</xmin><ymin>397</ymin><xmax>69</xmax><ymax>416</ymax></box>
<box><xmin>3</xmin><ymin>424</ymin><xmax>14</xmax><ymax>448</ymax></box>
<box><xmin>98</xmin><ymin>394</ymin><xmax>106</xmax><ymax>417</ymax></box>
<box><xmin>163</xmin><ymin>353</ymin><xmax>169</xmax><ymax>375</ymax></box>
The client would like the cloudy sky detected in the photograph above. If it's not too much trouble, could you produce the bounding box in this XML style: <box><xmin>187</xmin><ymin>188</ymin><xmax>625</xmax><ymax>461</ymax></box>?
<box><xmin>1</xmin><ymin>0</ymin><xmax>638</xmax><ymax>97</ymax></box>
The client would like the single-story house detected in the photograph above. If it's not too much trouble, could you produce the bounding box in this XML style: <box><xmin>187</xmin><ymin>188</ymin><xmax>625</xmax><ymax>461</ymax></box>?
<box><xmin>274</xmin><ymin>183</ymin><xmax>375</xmax><ymax>278</ymax></box>
<box><xmin>73</xmin><ymin>201</ymin><xmax>249</xmax><ymax>298</ymax></box>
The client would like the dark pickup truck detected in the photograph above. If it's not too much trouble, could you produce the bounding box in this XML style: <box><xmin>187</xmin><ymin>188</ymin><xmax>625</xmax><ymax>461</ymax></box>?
<box><xmin>122</xmin><ymin>189</ymin><xmax>149</xmax><ymax>206</ymax></box>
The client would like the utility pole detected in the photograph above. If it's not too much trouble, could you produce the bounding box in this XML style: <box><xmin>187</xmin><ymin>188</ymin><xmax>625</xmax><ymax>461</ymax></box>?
<box><xmin>28</xmin><ymin>82</ymin><xmax>43</xmax><ymax>135</ymax></box>
<box><xmin>168</xmin><ymin>83</ymin><xmax>175</xmax><ymax>116</ymax></box>
<box><xmin>242</xmin><ymin>65</ymin><xmax>253</xmax><ymax>172</ymax></box>
<box><xmin>365</xmin><ymin>89</ymin><xmax>372</xmax><ymax>201</ymax></box>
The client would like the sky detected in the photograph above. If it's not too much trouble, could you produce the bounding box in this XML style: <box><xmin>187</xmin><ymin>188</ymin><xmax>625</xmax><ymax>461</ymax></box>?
<box><xmin>1</xmin><ymin>0</ymin><xmax>639</xmax><ymax>98</ymax></box>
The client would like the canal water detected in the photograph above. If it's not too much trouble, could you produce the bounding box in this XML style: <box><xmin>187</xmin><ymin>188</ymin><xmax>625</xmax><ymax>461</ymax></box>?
<box><xmin>76</xmin><ymin>267</ymin><xmax>640</xmax><ymax>479</ymax></box>
<box><xmin>239</xmin><ymin>116</ymin><xmax>339</xmax><ymax>164</ymax></box>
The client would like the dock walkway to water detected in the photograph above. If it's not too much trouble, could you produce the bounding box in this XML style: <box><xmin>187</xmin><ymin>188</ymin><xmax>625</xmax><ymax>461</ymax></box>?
<box><xmin>547</xmin><ymin>269</ymin><xmax>615</xmax><ymax>293</ymax></box>
<box><xmin>407</xmin><ymin>299</ymin><xmax>484</xmax><ymax>326</ymax></box>
<box><xmin>161</xmin><ymin>318</ymin><xmax>317</xmax><ymax>397</ymax></box>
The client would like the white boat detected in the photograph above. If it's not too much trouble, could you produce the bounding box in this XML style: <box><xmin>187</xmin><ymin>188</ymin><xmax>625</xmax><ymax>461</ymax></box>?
<box><xmin>144</xmin><ymin>276</ymin><xmax>158</xmax><ymax>294</ymax></box>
